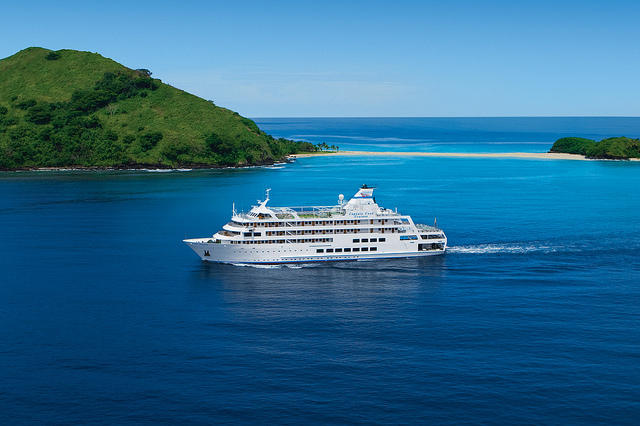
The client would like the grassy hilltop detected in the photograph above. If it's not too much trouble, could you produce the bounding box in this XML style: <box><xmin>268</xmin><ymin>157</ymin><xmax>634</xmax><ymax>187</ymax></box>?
<box><xmin>0</xmin><ymin>47</ymin><xmax>317</xmax><ymax>169</ymax></box>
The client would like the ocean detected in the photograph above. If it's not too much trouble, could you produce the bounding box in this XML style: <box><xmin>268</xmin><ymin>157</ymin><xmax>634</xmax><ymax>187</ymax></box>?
<box><xmin>1</xmin><ymin>118</ymin><xmax>639</xmax><ymax>424</ymax></box>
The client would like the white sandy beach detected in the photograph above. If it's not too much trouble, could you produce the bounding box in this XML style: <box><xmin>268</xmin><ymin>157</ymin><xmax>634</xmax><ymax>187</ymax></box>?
<box><xmin>289</xmin><ymin>151</ymin><xmax>592</xmax><ymax>160</ymax></box>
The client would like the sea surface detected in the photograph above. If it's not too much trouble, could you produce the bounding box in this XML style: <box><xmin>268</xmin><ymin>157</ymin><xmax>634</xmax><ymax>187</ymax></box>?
<box><xmin>1</xmin><ymin>117</ymin><xmax>639</xmax><ymax>424</ymax></box>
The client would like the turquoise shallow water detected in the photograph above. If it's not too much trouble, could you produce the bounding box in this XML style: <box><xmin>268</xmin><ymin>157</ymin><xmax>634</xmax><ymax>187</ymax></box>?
<box><xmin>1</xmin><ymin>118</ymin><xmax>639</xmax><ymax>424</ymax></box>
<box><xmin>255</xmin><ymin>116</ymin><xmax>640</xmax><ymax>153</ymax></box>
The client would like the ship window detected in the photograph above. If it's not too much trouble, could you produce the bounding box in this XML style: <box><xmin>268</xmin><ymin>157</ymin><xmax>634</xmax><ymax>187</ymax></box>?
<box><xmin>370</xmin><ymin>238</ymin><xmax>377</xmax><ymax>242</ymax></box>
<box><xmin>361</xmin><ymin>247</ymin><xmax>369</xmax><ymax>252</ymax></box>
<box><xmin>335</xmin><ymin>248</ymin><xmax>342</xmax><ymax>252</ymax></box>
<box><xmin>254</xmin><ymin>232</ymin><xmax>261</xmax><ymax>236</ymax></box>
<box><xmin>379</xmin><ymin>238</ymin><xmax>385</xmax><ymax>242</ymax></box>
<box><xmin>353</xmin><ymin>248</ymin><xmax>360</xmax><ymax>252</ymax></box>
<box><xmin>361</xmin><ymin>238</ymin><xmax>368</xmax><ymax>243</ymax></box>
<box><xmin>370</xmin><ymin>247</ymin><xmax>377</xmax><ymax>251</ymax></box>
<box><xmin>316</xmin><ymin>249</ymin><xmax>324</xmax><ymax>253</ymax></box>
<box><xmin>344</xmin><ymin>248</ymin><xmax>351</xmax><ymax>252</ymax></box>
<box><xmin>353</xmin><ymin>238</ymin><xmax>360</xmax><ymax>243</ymax></box>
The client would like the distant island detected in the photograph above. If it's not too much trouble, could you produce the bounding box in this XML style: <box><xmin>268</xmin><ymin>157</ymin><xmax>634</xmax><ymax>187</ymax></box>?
<box><xmin>0</xmin><ymin>47</ymin><xmax>333</xmax><ymax>171</ymax></box>
<box><xmin>550</xmin><ymin>136</ymin><xmax>640</xmax><ymax>160</ymax></box>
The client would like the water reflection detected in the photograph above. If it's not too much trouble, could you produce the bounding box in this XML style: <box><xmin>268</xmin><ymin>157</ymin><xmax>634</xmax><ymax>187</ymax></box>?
<box><xmin>187</xmin><ymin>256</ymin><xmax>448</xmax><ymax>323</ymax></box>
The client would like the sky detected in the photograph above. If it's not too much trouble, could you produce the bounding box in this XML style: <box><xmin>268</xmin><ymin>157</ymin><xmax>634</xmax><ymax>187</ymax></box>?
<box><xmin>2</xmin><ymin>0</ymin><xmax>639</xmax><ymax>117</ymax></box>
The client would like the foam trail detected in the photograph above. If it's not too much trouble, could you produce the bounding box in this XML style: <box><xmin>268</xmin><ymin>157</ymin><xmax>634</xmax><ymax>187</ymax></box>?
<box><xmin>231</xmin><ymin>263</ymin><xmax>282</xmax><ymax>269</ymax></box>
<box><xmin>447</xmin><ymin>243</ymin><xmax>558</xmax><ymax>255</ymax></box>
<box><xmin>230</xmin><ymin>262</ymin><xmax>318</xmax><ymax>269</ymax></box>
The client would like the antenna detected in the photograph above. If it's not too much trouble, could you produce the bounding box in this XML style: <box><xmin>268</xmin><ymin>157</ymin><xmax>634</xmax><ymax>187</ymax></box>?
<box><xmin>258</xmin><ymin>188</ymin><xmax>271</xmax><ymax>207</ymax></box>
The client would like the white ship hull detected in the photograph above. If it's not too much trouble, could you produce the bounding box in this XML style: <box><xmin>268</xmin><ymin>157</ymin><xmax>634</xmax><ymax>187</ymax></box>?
<box><xmin>184</xmin><ymin>238</ymin><xmax>445</xmax><ymax>265</ymax></box>
<box><xmin>184</xmin><ymin>186</ymin><xmax>446</xmax><ymax>265</ymax></box>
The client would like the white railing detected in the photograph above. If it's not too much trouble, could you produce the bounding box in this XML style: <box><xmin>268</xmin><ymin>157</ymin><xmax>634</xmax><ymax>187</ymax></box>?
<box><xmin>416</xmin><ymin>223</ymin><xmax>440</xmax><ymax>232</ymax></box>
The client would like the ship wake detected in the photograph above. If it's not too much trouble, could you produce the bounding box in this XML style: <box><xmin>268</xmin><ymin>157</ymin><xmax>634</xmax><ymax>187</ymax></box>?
<box><xmin>447</xmin><ymin>242</ymin><xmax>559</xmax><ymax>255</ymax></box>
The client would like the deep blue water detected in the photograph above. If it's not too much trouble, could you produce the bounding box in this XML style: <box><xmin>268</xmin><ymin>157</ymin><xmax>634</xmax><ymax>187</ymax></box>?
<box><xmin>2</xmin><ymin>118</ymin><xmax>640</xmax><ymax>424</ymax></box>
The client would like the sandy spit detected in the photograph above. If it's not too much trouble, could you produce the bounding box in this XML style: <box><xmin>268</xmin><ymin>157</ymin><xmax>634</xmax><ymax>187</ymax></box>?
<box><xmin>288</xmin><ymin>151</ymin><xmax>593</xmax><ymax>160</ymax></box>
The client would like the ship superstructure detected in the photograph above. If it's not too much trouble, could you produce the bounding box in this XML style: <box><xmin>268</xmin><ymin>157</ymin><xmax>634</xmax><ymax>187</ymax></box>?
<box><xmin>184</xmin><ymin>186</ymin><xmax>446</xmax><ymax>264</ymax></box>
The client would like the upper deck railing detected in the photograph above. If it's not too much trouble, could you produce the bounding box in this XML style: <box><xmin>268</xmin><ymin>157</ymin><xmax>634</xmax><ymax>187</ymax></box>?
<box><xmin>416</xmin><ymin>223</ymin><xmax>442</xmax><ymax>232</ymax></box>
<box><xmin>236</xmin><ymin>204</ymin><xmax>403</xmax><ymax>221</ymax></box>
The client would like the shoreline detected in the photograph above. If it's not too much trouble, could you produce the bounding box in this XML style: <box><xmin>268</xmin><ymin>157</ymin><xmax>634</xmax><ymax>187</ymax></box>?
<box><xmin>0</xmin><ymin>160</ymin><xmax>294</xmax><ymax>173</ymax></box>
<box><xmin>289</xmin><ymin>151</ymin><xmax>640</xmax><ymax>161</ymax></box>
<box><xmin>3</xmin><ymin>152</ymin><xmax>637</xmax><ymax>173</ymax></box>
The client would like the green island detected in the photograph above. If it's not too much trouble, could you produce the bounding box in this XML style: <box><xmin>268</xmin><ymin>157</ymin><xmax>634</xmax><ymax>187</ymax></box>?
<box><xmin>0</xmin><ymin>47</ymin><xmax>333</xmax><ymax>170</ymax></box>
<box><xmin>550</xmin><ymin>136</ymin><xmax>640</xmax><ymax>160</ymax></box>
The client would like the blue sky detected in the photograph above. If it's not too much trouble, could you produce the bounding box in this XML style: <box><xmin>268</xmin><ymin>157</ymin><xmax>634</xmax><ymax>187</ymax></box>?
<box><xmin>2</xmin><ymin>0</ymin><xmax>639</xmax><ymax>117</ymax></box>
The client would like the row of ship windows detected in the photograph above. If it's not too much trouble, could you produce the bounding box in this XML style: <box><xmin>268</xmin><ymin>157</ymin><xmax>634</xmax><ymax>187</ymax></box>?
<box><xmin>317</xmin><ymin>247</ymin><xmax>378</xmax><ymax>253</ymax></box>
<box><xmin>264</xmin><ymin>229</ymin><xmax>400</xmax><ymax>236</ymax></box>
<box><xmin>403</xmin><ymin>234</ymin><xmax>444</xmax><ymax>240</ymax></box>
<box><xmin>231</xmin><ymin>219</ymin><xmax>406</xmax><ymax>228</ymax></box>
<box><xmin>225</xmin><ymin>237</ymin><xmax>388</xmax><ymax>245</ymax></box>
<box><xmin>228</xmin><ymin>238</ymin><xmax>335</xmax><ymax>245</ymax></box>
<box><xmin>225</xmin><ymin>230</ymin><xmax>443</xmax><ymax>241</ymax></box>
<box><xmin>353</xmin><ymin>237</ymin><xmax>385</xmax><ymax>243</ymax></box>
<box><xmin>231</xmin><ymin>249</ymin><xmax>310</xmax><ymax>254</ymax></box>
<box><xmin>243</xmin><ymin>228</ymin><xmax>400</xmax><ymax>237</ymax></box>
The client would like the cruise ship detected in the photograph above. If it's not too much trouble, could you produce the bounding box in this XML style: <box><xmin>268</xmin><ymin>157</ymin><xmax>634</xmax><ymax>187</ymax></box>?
<box><xmin>184</xmin><ymin>186</ymin><xmax>447</xmax><ymax>264</ymax></box>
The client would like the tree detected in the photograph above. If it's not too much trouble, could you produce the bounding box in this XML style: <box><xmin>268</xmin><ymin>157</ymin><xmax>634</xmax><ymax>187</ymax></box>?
<box><xmin>106</xmin><ymin>103</ymin><xmax>118</xmax><ymax>117</ymax></box>
<box><xmin>26</xmin><ymin>104</ymin><xmax>52</xmax><ymax>125</ymax></box>
<box><xmin>139</xmin><ymin>131</ymin><xmax>163</xmax><ymax>151</ymax></box>
<box><xmin>16</xmin><ymin>99</ymin><xmax>37</xmax><ymax>110</ymax></box>
<box><xmin>45</xmin><ymin>51</ymin><xmax>61</xmax><ymax>61</ymax></box>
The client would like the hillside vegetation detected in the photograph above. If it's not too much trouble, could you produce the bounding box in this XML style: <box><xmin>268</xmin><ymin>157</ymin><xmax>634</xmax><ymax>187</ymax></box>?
<box><xmin>0</xmin><ymin>47</ymin><xmax>319</xmax><ymax>169</ymax></box>
<box><xmin>550</xmin><ymin>136</ymin><xmax>640</xmax><ymax>160</ymax></box>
